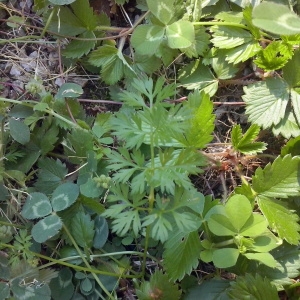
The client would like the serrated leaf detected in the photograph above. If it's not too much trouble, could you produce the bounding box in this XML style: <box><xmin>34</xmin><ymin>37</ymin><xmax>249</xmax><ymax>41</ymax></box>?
<box><xmin>71</xmin><ymin>211</ymin><xmax>95</xmax><ymax>248</ymax></box>
<box><xmin>93</xmin><ymin>215</ymin><xmax>108</xmax><ymax>249</ymax></box>
<box><xmin>178</xmin><ymin>60</ymin><xmax>218</xmax><ymax>95</ymax></box>
<box><xmin>70</xmin><ymin>0</ymin><xmax>97</xmax><ymax>30</ymax></box>
<box><xmin>146</xmin><ymin>0</ymin><xmax>175</xmax><ymax>24</ymax></box>
<box><xmin>166</xmin><ymin>20</ymin><xmax>195</xmax><ymax>49</ymax></box>
<box><xmin>185</xmin><ymin>278</ymin><xmax>230</xmax><ymax>300</ymax></box>
<box><xmin>63</xmin><ymin>31</ymin><xmax>96</xmax><ymax>58</ymax></box>
<box><xmin>51</xmin><ymin>183</ymin><xmax>79</xmax><ymax>212</ymax></box>
<box><xmin>49</xmin><ymin>268</ymin><xmax>74</xmax><ymax>300</ymax></box>
<box><xmin>252</xmin><ymin>3</ymin><xmax>300</xmax><ymax>35</ymax></box>
<box><xmin>136</xmin><ymin>270</ymin><xmax>181</xmax><ymax>300</ymax></box>
<box><xmin>281</xmin><ymin>136</ymin><xmax>300</xmax><ymax>156</ymax></box>
<box><xmin>183</xmin><ymin>91</ymin><xmax>215</xmax><ymax>148</ymax></box>
<box><xmin>211</xmin><ymin>26</ymin><xmax>253</xmax><ymax>49</ymax></box>
<box><xmin>21</xmin><ymin>192</ymin><xmax>52</xmax><ymax>219</ymax></box>
<box><xmin>131</xmin><ymin>25</ymin><xmax>165</xmax><ymax>56</ymax></box>
<box><xmin>249</xmin><ymin>243</ymin><xmax>300</xmax><ymax>289</ymax></box>
<box><xmin>242</xmin><ymin>78</ymin><xmax>289</xmax><ymax>129</ymax></box>
<box><xmin>232</xmin><ymin>124</ymin><xmax>267</xmax><ymax>155</ymax></box>
<box><xmin>163</xmin><ymin>231</ymin><xmax>202</xmax><ymax>281</ymax></box>
<box><xmin>227</xmin><ymin>273</ymin><xmax>278</xmax><ymax>300</ymax></box>
<box><xmin>257</xmin><ymin>196</ymin><xmax>300</xmax><ymax>245</ymax></box>
<box><xmin>225</xmin><ymin>41</ymin><xmax>261</xmax><ymax>64</ymax></box>
<box><xmin>111</xmin><ymin>210</ymin><xmax>142</xmax><ymax>237</ymax></box>
<box><xmin>252</xmin><ymin>155</ymin><xmax>300</xmax><ymax>198</ymax></box>
<box><xmin>283</xmin><ymin>49</ymin><xmax>300</xmax><ymax>88</ymax></box>
<box><xmin>34</xmin><ymin>158</ymin><xmax>68</xmax><ymax>194</ymax></box>
<box><xmin>47</xmin><ymin>6</ymin><xmax>86</xmax><ymax>36</ymax></box>
<box><xmin>32</xmin><ymin>215</ymin><xmax>62</xmax><ymax>243</ymax></box>
<box><xmin>254</xmin><ymin>41</ymin><xmax>293</xmax><ymax>71</ymax></box>
<box><xmin>9</xmin><ymin>118</ymin><xmax>30</xmax><ymax>145</ymax></box>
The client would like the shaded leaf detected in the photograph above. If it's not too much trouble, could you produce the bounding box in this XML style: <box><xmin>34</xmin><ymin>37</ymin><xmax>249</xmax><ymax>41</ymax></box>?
<box><xmin>51</xmin><ymin>183</ymin><xmax>79</xmax><ymax>212</ymax></box>
<box><xmin>9</xmin><ymin>118</ymin><xmax>30</xmax><ymax>145</ymax></box>
<box><xmin>136</xmin><ymin>270</ymin><xmax>181</xmax><ymax>300</ymax></box>
<box><xmin>32</xmin><ymin>215</ymin><xmax>62</xmax><ymax>243</ymax></box>
<box><xmin>185</xmin><ymin>278</ymin><xmax>230</xmax><ymax>300</ymax></box>
<box><xmin>21</xmin><ymin>192</ymin><xmax>52</xmax><ymax>219</ymax></box>
<box><xmin>227</xmin><ymin>273</ymin><xmax>278</xmax><ymax>300</ymax></box>
<box><xmin>164</xmin><ymin>230</ymin><xmax>202</xmax><ymax>281</ymax></box>
<box><xmin>50</xmin><ymin>268</ymin><xmax>74</xmax><ymax>300</ymax></box>
<box><xmin>71</xmin><ymin>211</ymin><xmax>95</xmax><ymax>248</ymax></box>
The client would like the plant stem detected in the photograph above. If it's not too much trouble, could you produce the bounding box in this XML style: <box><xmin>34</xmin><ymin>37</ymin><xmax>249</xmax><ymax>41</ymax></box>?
<box><xmin>62</xmin><ymin>224</ymin><xmax>114</xmax><ymax>300</ymax></box>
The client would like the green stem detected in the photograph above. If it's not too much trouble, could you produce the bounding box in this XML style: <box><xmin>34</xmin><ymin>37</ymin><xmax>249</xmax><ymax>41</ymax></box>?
<box><xmin>62</xmin><ymin>224</ymin><xmax>114</xmax><ymax>300</ymax></box>
<box><xmin>40</xmin><ymin>7</ymin><xmax>55</xmax><ymax>38</ymax></box>
<box><xmin>0</xmin><ymin>220</ymin><xmax>25</xmax><ymax>229</ymax></box>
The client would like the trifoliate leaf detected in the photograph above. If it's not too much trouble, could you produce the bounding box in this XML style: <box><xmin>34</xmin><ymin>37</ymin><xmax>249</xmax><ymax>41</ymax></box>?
<box><xmin>163</xmin><ymin>231</ymin><xmax>202</xmax><ymax>281</ymax></box>
<box><xmin>231</xmin><ymin>124</ymin><xmax>267</xmax><ymax>155</ymax></box>
<box><xmin>254</xmin><ymin>41</ymin><xmax>293</xmax><ymax>71</ymax></box>
<box><xmin>252</xmin><ymin>155</ymin><xmax>300</xmax><ymax>198</ymax></box>
<box><xmin>32</xmin><ymin>215</ymin><xmax>62</xmax><ymax>243</ymax></box>
<box><xmin>227</xmin><ymin>273</ymin><xmax>278</xmax><ymax>300</ymax></box>
<box><xmin>21</xmin><ymin>193</ymin><xmax>52</xmax><ymax>219</ymax></box>
<box><xmin>51</xmin><ymin>182</ymin><xmax>79</xmax><ymax>212</ymax></box>
<box><xmin>252</xmin><ymin>3</ymin><xmax>300</xmax><ymax>35</ymax></box>
<box><xmin>257</xmin><ymin>196</ymin><xmax>300</xmax><ymax>245</ymax></box>
<box><xmin>146</xmin><ymin>0</ymin><xmax>175</xmax><ymax>24</ymax></box>
<box><xmin>71</xmin><ymin>211</ymin><xmax>95</xmax><ymax>248</ymax></box>
<box><xmin>166</xmin><ymin>20</ymin><xmax>195</xmax><ymax>49</ymax></box>
<box><xmin>136</xmin><ymin>270</ymin><xmax>181</xmax><ymax>300</ymax></box>
<box><xmin>243</xmin><ymin>78</ymin><xmax>289</xmax><ymax>129</ymax></box>
<box><xmin>131</xmin><ymin>24</ymin><xmax>165</xmax><ymax>56</ymax></box>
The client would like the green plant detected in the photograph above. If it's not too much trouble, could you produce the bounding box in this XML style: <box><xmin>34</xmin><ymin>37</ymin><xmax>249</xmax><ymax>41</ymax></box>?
<box><xmin>1</xmin><ymin>0</ymin><xmax>300</xmax><ymax>298</ymax></box>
